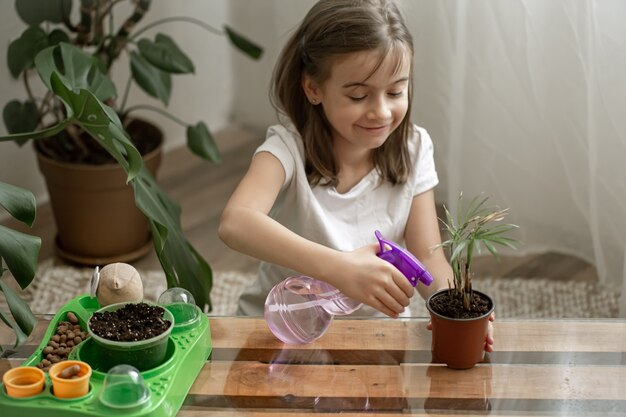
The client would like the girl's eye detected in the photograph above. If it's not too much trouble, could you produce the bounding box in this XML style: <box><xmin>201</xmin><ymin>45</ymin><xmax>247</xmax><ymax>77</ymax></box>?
<box><xmin>388</xmin><ymin>91</ymin><xmax>404</xmax><ymax>97</ymax></box>
<box><xmin>349</xmin><ymin>95</ymin><xmax>367</xmax><ymax>102</ymax></box>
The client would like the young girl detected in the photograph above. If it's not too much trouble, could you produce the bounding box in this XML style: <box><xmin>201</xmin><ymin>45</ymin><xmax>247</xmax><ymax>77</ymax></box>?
<box><xmin>220</xmin><ymin>0</ymin><xmax>492</xmax><ymax>349</ymax></box>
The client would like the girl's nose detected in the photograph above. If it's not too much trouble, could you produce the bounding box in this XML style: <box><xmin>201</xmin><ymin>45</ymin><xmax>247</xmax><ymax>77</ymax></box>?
<box><xmin>367</xmin><ymin>97</ymin><xmax>392</xmax><ymax>121</ymax></box>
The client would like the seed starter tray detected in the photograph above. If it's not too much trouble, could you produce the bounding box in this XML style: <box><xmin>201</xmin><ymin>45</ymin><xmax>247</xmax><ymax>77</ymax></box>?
<box><xmin>0</xmin><ymin>294</ymin><xmax>212</xmax><ymax>417</ymax></box>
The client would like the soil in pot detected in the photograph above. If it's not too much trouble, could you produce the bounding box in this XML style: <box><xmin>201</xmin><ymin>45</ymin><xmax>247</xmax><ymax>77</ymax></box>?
<box><xmin>428</xmin><ymin>290</ymin><xmax>492</xmax><ymax>319</ymax></box>
<box><xmin>86</xmin><ymin>303</ymin><xmax>174</xmax><ymax>372</ymax></box>
<box><xmin>89</xmin><ymin>303</ymin><xmax>171</xmax><ymax>342</ymax></box>
<box><xmin>35</xmin><ymin>119</ymin><xmax>161</xmax><ymax>165</ymax></box>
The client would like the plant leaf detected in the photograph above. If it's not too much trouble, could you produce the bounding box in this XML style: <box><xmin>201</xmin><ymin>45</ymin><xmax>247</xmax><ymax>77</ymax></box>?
<box><xmin>3</xmin><ymin>100</ymin><xmax>38</xmax><ymax>138</ymax></box>
<box><xmin>187</xmin><ymin>122</ymin><xmax>221</xmax><ymax>163</ymax></box>
<box><xmin>132</xmin><ymin>171</ymin><xmax>213</xmax><ymax>311</ymax></box>
<box><xmin>0</xmin><ymin>281</ymin><xmax>36</xmax><ymax>348</ymax></box>
<box><xmin>138</xmin><ymin>33</ymin><xmax>195</xmax><ymax>74</ymax></box>
<box><xmin>224</xmin><ymin>25</ymin><xmax>263</xmax><ymax>60</ymax></box>
<box><xmin>130</xmin><ymin>51</ymin><xmax>172</xmax><ymax>106</ymax></box>
<box><xmin>0</xmin><ymin>225</ymin><xmax>40</xmax><ymax>290</ymax></box>
<box><xmin>7</xmin><ymin>26</ymin><xmax>49</xmax><ymax>78</ymax></box>
<box><xmin>16</xmin><ymin>0</ymin><xmax>72</xmax><ymax>25</ymax></box>
<box><xmin>450</xmin><ymin>240</ymin><xmax>468</xmax><ymax>263</ymax></box>
<box><xmin>0</xmin><ymin>182</ymin><xmax>37</xmax><ymax>226</ymax></box>
<box><xmin>35</xmin><ymin>43</ymin><xmax>116</xmax><ymax>102</ymax></box>
<box><xmin>42</xmin><ymin>71</ymin><xmax>144</xmax><ymax>183</ymax></box>
<box><xmin>48</xmin><ymin>29</ymin><xmax>70</xmax><ymax>46</ymax></box>
<box><xmin>482</xmin><ymin>240</ymin><xmax>501</xmax><ymax>260</ymax></box>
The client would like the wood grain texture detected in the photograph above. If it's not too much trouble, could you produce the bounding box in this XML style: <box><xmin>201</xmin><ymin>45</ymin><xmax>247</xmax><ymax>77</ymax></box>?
<box><xmin>2</xmin><ymin>316</ymin><xmax>625</xmax><ymax>416</ymax></box>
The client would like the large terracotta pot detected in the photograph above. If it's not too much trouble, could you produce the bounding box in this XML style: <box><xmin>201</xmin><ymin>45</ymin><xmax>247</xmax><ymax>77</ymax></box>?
<box><xmin>426</xmin><ymin>289</ymin><xmax>495</xmax><ymax>369</ymax></box>
<box><xmin>36</xmin><ymin>120</ymin><xmax>163</xmax><ymax>265</ymax></box>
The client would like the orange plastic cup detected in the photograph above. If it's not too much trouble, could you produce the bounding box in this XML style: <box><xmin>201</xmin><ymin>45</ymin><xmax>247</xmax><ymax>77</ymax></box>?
<box><xmin>2</xmin><ymin>366</ymin><xmax>45</xmax><ymax>398</ymax></box>
<box><xmin>49</xmin><ymin>360</ymin><xmax>92</xmax><ymax>399</ymax></box>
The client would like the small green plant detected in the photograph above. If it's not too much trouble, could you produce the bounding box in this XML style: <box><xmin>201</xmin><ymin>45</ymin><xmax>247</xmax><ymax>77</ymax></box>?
<box><xmin>435</xmin><ymin>194</ymin><xmax>519</xmax><ymax>311</ymax></box>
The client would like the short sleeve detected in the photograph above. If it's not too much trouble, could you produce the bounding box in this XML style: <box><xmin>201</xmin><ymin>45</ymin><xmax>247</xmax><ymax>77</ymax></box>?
<box><xmin>254</xmin><ymin>125</ymin><xmax>298</xmax><ymax>187</ymax></box>
<box><xmin>410</xmin><ymin>125</ymin><xmax>439</xmax><ymax>196</ymax></box>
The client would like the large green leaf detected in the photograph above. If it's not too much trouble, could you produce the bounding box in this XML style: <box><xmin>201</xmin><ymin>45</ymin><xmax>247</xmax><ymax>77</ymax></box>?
<box><xmin>0</xmin><ymin>281</ymin><xmax>36</xmax><ymax>349</ymax></box>
<box><xmin>187</xmin><ymin>122</ymin><xmax>221</xmax><ymax>163</ymax></box>
<box><xmin>130</xmin><ymin>51</ymin><xmax>172</xmax><ymax>106</ymax></box>
<box><xmin>0</xmin><ymin>182</ymin><xmax>37</xmax><ymax>226</ymax></box>
<box><xmin>35</xmin><ymin>43</ymin><xmax>116</xmax><ymax>103</ymax></box>
<box><xmin>3</xmin><ymin>100</ymin><xmax>38</xmax><ymax>137</ymax></box>
<box><xmin>132</xmin><ymin>171</ymin><xmax>212</xmax><ymax>311</ymax></box>
<box><xmin>224</xmin><ymin>25</ymin><xmax>263</xmax><ymax>60</ymax></box>
<box><xmin>45</xmin><ymin>73</ymin><xmax>144</xmax><ymax>182</ymax></box>
<box><xmin>7</xmin><ymin>26</ymin><xmax>49</xmax><ymax>78</ymax></box>
<box><xmin>0</xmin><ymin>182</ymin><xmax>40</xmax><ymax>291</ymax></box>
<box><xmin>16</xmin><ymin>0</ymin><xmax>72</xmax><ymax>25</ymax></box>
<box><xmin>138</xmin><ymin>33</ymin><xmax>195</xmax><ymax>74</ymax></box>
<box><xmin>0</xmin><ymin>225</ymin><xmax>40</xmax><ymax>290</ymax></box>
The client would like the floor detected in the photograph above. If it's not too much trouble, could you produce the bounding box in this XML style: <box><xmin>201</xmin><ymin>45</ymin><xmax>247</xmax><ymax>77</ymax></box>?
<box><xmin>3</xmin><ymin>125</ymin><xmax>598</xmax><ymax>284</ymax></box>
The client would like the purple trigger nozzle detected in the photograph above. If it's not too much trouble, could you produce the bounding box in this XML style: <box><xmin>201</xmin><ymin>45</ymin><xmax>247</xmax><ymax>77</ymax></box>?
<box><xmin>375</xmin><ymin>230</ymin><xmax>433</xmax><ymax>287</ymax></box>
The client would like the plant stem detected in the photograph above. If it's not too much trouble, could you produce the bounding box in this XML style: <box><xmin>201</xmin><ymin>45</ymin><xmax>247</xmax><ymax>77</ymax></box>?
<box><xmin>130</xmin><ymin>16</ymin><xmax>222</xmax><ymax>40</ymax></box>
<box><xmin>124</xmin><ymin>105</ymin><xmax>187</xmax><ymax>127</ymax></box>
<box><xmin>119</xmin><ymin>75</ymin><xmax>133</xmax><ymax>114</ymax></box>
<box><xmin>0</xmin><ymin>121</ymin><xmax>70</xmax><ymax>142</ymax></box>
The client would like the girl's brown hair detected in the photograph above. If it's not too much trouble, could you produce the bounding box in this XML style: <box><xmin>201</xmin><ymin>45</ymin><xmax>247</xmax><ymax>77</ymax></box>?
<box><xmin>271</xmin><ymin>0</ymin><xmax>414</xmax><ymax>187</ymax></box>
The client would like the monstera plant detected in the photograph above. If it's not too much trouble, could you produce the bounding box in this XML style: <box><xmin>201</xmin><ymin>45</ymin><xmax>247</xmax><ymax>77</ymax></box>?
<box><xmin>0</xmin><ymin>0</ymin><xmax>263</xmax><ymax>342</ymax></box>
<box><xmin>0</xmin><ymin>182</ymin><xmax>40</xmax><ymax>354</ymax></box>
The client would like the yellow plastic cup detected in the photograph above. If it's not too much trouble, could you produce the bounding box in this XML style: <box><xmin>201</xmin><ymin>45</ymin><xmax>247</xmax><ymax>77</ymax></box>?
<box><xmin>49</xmin><ymin>360</ymin><xmax>92</xmax><ymax>399</ymax></box>
<box><xmin>2</xmin><ymin>366</ymin><xmax>45</xmax><ymax>398</ymax></box>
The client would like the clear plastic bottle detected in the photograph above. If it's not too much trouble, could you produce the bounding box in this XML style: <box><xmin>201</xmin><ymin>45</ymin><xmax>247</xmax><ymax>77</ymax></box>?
<box><xmin>264</xmin><ymin>275</ymin><xmax>359</xmax><ymax>344</ymax></box>
<box><xmin>264</xmin><ymin>230</ymin><xmax>434</xmax><ymax>344</ymax></box>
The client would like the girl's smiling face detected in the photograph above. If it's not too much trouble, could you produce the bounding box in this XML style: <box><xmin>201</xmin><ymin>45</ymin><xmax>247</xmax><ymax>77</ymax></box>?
<box><xmin>303</xmin><ymin>47</ymin><xmax>411</xmax><ymax>152</ymax></box>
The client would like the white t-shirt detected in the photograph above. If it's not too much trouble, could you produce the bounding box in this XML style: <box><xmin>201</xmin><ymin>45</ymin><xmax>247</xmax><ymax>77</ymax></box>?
<box><xmin>237</xmin><ymin>123</ymin><xmax>439</xmax><ymax>316</ymax></box>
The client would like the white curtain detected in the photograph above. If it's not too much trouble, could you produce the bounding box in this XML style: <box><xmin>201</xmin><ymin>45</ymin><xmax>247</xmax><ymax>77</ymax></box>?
<box><xmin>402</xmin><ymin>0</ymin><xmax>626</xmax><ymax>315</ymax></box>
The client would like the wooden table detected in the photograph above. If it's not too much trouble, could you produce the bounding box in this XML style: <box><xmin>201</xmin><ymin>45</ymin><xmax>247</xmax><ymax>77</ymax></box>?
<box><xmin>2</xmin><ymin>316</ymin><xmax>625</xmax><ymax>416</ymax></box>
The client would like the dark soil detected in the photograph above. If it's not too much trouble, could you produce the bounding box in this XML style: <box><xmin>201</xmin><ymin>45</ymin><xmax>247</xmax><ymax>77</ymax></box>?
<box><xmin>89</xmin><ymin>303</ymin><xmax>171</xmax><ymax>342</ymax></box>
<box><xmin>428</xmin><ymin>290</ymin><xmax>493</xmax><ymax>319</ymax></box>
<box><xmin>35</xmin><ymin>118</ymin><xmax>161</xmax><ymax>165</ymax></box>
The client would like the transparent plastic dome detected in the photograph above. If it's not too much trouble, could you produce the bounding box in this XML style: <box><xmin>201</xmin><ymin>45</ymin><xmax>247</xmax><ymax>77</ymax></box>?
<box><xmin>158</xmin><ymin>287</ymin><xmax>200</xmax><ymax>328</ymax></box>
<box><xmin>100</xmin><ymin>364</ymin><xmax>150</xmax><ymax>409</ymax></box>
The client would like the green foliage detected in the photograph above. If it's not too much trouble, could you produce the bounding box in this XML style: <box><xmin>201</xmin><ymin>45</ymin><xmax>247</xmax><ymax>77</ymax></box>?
<box><xmin>0</xmin><ymin>182</ymin><xmax>41</xmax><ymax>353</ymax></box>
<box><xmin>0</xmin><ymin>0</ymin><xmax>263</xmax><ymax>346</ymax></box>
<box><xmin>435</xmin><ymin>194</ymin><xmax>519</xmax><ymax>311</ymax></box>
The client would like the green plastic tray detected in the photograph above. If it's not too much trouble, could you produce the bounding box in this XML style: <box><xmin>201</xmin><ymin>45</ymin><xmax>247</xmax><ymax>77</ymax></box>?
<box><xmin>0</xmin><ymin>294</ymin><xmax>212</xmax><ymax>417</ymax></box>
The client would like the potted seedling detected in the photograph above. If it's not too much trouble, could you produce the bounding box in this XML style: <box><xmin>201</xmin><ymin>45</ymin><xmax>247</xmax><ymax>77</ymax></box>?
<box><xmin>0</xmin><ymin>0</ymin><xmax>263</xmax><ymax>313</ymax></box>
<box><xmin>427</xmin><ymin>194</ymin><xmax>519</xmax><ymax>369</ymax></box>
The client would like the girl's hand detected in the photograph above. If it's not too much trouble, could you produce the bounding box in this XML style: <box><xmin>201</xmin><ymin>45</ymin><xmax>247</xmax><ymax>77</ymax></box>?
<box><xmin>426</xmin><ymin>312</ymin><xmax>495</xmax><ymax>352</ymax></box>
<box><xmin>330</xmin><ymin>244</ymin><xmax>415</xmax><ymax>318</ymax></box>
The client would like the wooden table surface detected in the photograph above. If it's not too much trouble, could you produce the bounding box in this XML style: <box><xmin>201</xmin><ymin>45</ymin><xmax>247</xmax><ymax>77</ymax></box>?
<box><xmin>2</xmin><ymin>316</ymin><xmax>626</xmax><ymax>416</ymax></box>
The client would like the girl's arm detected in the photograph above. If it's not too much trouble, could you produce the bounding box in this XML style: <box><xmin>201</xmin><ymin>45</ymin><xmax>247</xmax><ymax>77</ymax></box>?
<box><xmin>404</xmin><ymin>189</ymin><xmax>453</xmax><ymax>300</ymax></box>
<box><xmin>218</xmin><ymin>151</ymin><xmax>414</xmax><ymax>317</ymax></box>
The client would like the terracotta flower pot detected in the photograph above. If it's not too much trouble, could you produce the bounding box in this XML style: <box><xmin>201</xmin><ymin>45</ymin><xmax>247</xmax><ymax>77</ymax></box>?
<box><xmin>426</xmin><ymin>289</ymin><xmax>495</xmax><ymax>369</ymax></box>
<box><xmin>35</xmin><ymin>120</ymin><xmax>162</xmax><ymax>265</ymax></box>
<box><xmin>2</xmin><ymin>366</ymin><xmax>45</xmax><ymax>398</ymax></box>
<box><xmin>49</xmin><ymin>360</ymin><xmax>92</xmax><ymax>399</ymax></box>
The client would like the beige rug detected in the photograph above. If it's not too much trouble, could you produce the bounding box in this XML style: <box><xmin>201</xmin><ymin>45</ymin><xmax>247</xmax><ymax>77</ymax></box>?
<box><xmin>14</xmin><ymin>259</ymin><xmax>622</xmax><ymax>318</ymax></box>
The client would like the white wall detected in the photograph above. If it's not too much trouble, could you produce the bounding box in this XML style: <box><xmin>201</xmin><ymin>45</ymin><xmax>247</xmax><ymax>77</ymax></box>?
<box><xmin>0</xmin><ymin>0</ymin><xmax>253</xmax><ymax>206</ymax></box>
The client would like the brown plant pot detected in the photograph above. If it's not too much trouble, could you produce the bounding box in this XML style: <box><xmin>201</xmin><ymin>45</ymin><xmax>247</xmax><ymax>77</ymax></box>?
<box><xmin>36</xmin><ymin>120</ymin><xmax>163</xmax><ymax>265</ymax></box>
<box><xmin>426</xmin><ymin>289</ymin><xmax>495</xmax><ymax>369</ymax></box>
